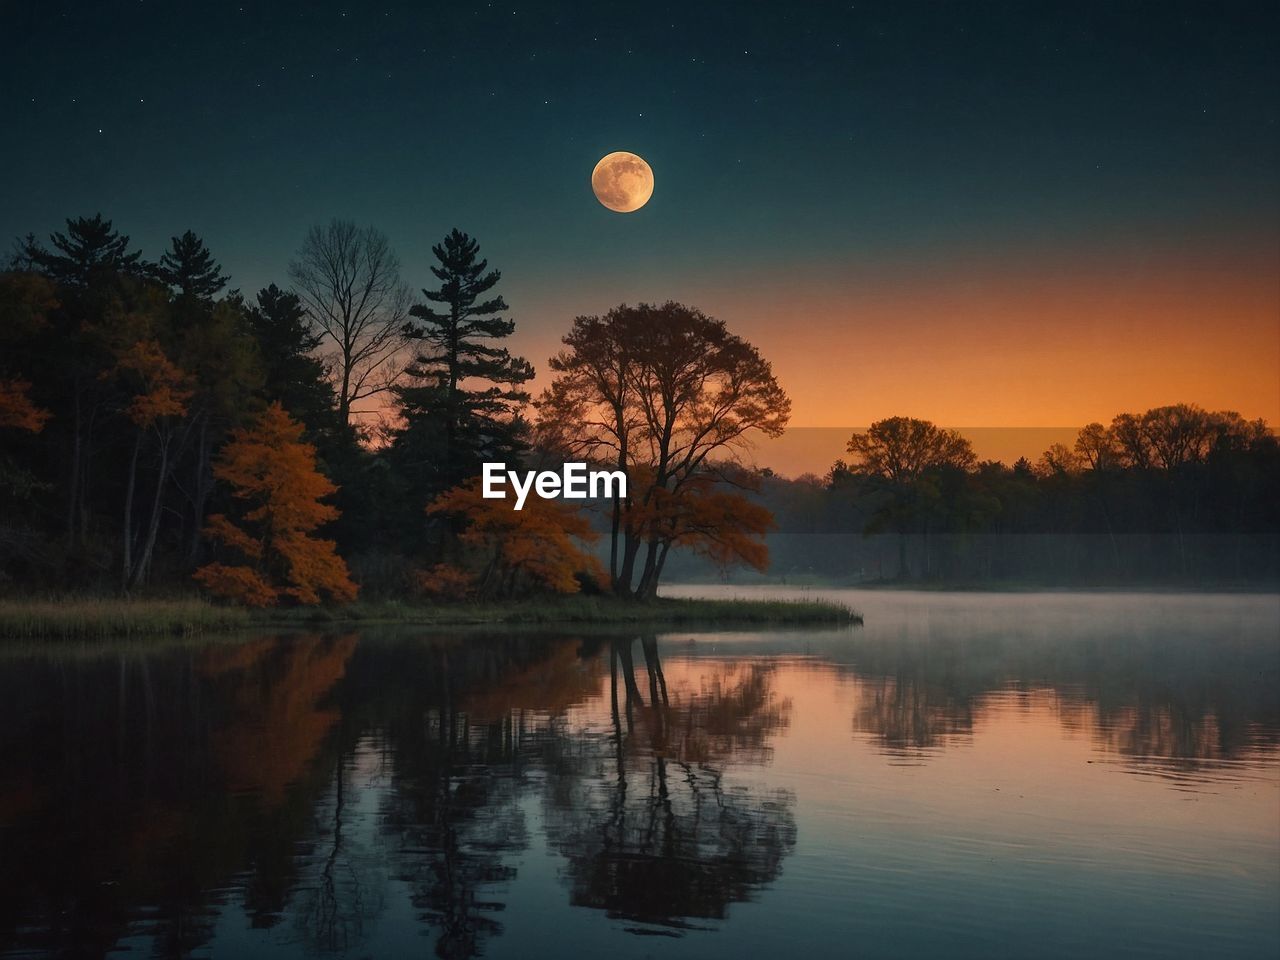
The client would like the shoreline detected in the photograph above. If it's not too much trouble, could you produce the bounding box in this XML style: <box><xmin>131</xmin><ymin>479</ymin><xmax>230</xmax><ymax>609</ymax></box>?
<box><xmin>665</xmin><ymin>578</ymin><xmax>1280</xmax><ymax>594</ymax></box>
<box><xmin>0</xmin><ymin>595</ymin><xmax>861</xmax><ymax>642</ymax></box>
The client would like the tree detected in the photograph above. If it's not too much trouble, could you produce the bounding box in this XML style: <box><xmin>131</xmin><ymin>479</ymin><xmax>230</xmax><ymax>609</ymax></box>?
<box><xmin>393</xmin><ymin>229</ymin><xmax>534</xmax><ymax>495</ymax></box>
<box><xmin>427</xmin><ymin>481</ymin><xmax>603</xmax><ymax>598</ymax></box>
<box><xmin>18</xmin><ymin>216</ymin><xmax>150</xmax><ymax>552</ymax></box>
<box><xmin>20</xmin><ymin>214</ymin><xmax>145</xmax><ymax>290</ymax></box>
<box><xmin>288</xmin><ymin>220</ymin><xmax>409</xmax><ymax>428</ymax></box>
<box><xmin>1074</xmin><ymin>422</ymin><xmax>1119</xmax><ymax>471</ymax></box>
<box><xmin>1035</xmin><ymin>443</ymin><xmax>1081</xmax><ymax>478</ymax></box>
<box><xmin>842</xmin><ymin>416</ymin><xmax>977</xmax><ymax>578</ymax></box>
<box><xmin>539</xmin><ymin>302</ymin><xmax>789</xmax><ymax>598</ymax></box>
<box><xmin>246</xmin><ymin>283</ymin><xmax>382</xmax><ymax>562</ymax></box>
<box><xmin>633</xmin><ymin>473</ymin><xmax>775</xmax><ymax>579</ymax></box>
<box><xmin>173</xmin><ymin>295</ymin><xmax>264</xmax><ymax>567</ymax></box>
<box><xmin>194</xmin><ymin>403</ymin><xmax>356</xmax><ymax>606</ymax></box>
<box><xmin>110</xmin><ymin>335</ymin><xmax>193</xmax><ymax>587</ymax></box>
<box><xmin>157</xmin><ymin>230</ymin><xmax>228</xmax><ymax>302</ymax></box>
<box><xmin>247</xmin><ymin>284</ymin><xmax>339</xmax><ymax>435</ymax></box>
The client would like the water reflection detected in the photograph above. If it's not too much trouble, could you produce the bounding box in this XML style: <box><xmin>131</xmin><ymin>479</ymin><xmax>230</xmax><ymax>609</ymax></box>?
<box><xmin>543</xmin><ymin>639</ymin><xmax>795</xmax><ymax>935</ymax></box>
<box><xmin>0</xmin><ymin>596</ymin><xmax>1276</xmax><ymax>959</ymax></box>
<box><xmin>842</xmin><ymin>628</ymin><xmax>1279</xmax><ymax>773</ymax></box>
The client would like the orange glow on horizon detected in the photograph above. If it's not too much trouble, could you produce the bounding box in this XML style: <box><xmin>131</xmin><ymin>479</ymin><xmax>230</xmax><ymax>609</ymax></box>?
<box><xmin>355</xmin><ymin>241</ymin><xmax>1279</xmax><ymax>475</ymax></box>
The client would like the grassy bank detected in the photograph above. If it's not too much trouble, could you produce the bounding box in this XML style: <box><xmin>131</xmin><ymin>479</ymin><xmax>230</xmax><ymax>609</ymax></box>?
<box><xmin>0</xmin><ymin>598</ymin><xmax>251</xmax><ymax>641</ymax></box>
<box><xmin>259</xmin><ymin>595</ymin><xmax>860</xmax><ymax>627</ymax></box>
<box><xmin>0</xmin><ymin>594</ymin><xmax>859</xmax><ymax>640</ymax></box>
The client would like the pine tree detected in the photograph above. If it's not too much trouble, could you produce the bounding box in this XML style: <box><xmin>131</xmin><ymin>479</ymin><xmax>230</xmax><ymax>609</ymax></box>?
<box><xmin>393</xmin><ymin>229</ymin><xmax>534</xmax><ymax>495</ymax></box>
<box><xmin>19</xmin><ymin>216</ymin><xmax>149</xmax><ymax>551</ymax></box>
<box><xmin>158</xmin><ymin>230</ymin><xmax>228</xmax><ymax>301</ymax></box>
<box><xmin>247</xmin><ymin>284</ymin><xmax>338</xmax><ymax>435</ymax></box>
<box><xmin>21</xmin><ymin>214</ymin><xmax>145</xmax><ymax>290</ymax></box>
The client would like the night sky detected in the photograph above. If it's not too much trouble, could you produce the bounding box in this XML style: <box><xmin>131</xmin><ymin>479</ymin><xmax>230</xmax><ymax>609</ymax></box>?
<box><xmin>3</xmin><ymin>1</ymin><xmax>1277</xmax><ymax>470</ymax></box>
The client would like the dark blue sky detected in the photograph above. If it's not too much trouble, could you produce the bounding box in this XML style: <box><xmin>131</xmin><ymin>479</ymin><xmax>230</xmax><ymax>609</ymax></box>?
<box><xmin>3</xmin><ymin>1</ymin><xmax>1277</xmax><ymax>452</ymax></box>
<box><xmin>5</xmin><ymin>0</ymin><xmax>1275</xmax><ymax>278</ymax></box>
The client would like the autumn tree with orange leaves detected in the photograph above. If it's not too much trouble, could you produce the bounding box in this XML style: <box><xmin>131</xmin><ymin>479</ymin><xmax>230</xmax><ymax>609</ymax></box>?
<box><xmin>539</xmin><ymin>302</ymin><xmax>789</xmax><ymax>598</ymax></box>
<box><xmin>195</xmin><ymin>403</ymin><xmax>357</xmax><ymax>606</ymax></box>
<box><xmin>635</xmin><ymin>473</ymin><xmax>775</xmax><ymax>578</ymax></box>
<box><xmin>427</xmin><ymin>481</ymin><xmax>604</xmax><ymax>598</ymax></box>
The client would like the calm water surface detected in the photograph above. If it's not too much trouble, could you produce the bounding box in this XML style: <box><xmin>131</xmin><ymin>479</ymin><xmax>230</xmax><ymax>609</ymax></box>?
<box><xmin>1</xmin><ymin>589</ymin><xmax>1277</xmax><ymax>958</ymax></box>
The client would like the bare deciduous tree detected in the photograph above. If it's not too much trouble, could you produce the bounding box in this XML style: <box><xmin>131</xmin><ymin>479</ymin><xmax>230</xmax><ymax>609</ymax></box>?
<box><xmin>289</xmin><ymin>219</ymin><xmax>410</xmax><ymax>429</ymax></box>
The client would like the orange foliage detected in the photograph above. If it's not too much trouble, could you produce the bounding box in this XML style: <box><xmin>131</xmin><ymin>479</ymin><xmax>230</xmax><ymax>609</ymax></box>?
<box><xmin>202</xmin><ymin>513</ymin><xmax>262</xmax><ymax>561</ymax></box>
<box><xmin>111</xmin><ymin>339</ymin><xmax>193</xmax><ymax>426</ymax></box>
<box><xmin>194</xmin><ymin>402</ymin><xmax>357</xmax><ymax>606</ymax></box>
<box><xmin>0</xmin><ymin>379</ymin><xmax>49</xmax><ymax>433</ymax></box>
<box><xmin>462</xmin><ymin>640</ymin><xmax>605</xmax><ymax>720</ymax></box>
<box><xmin>629</xmin><ymin>475</ymin><xmax>774</xmax><ymax>573</ymax></box>
<box><xmin>412</xmin><ymin>562</ymin><xmax>476</xmax><ymax>601</ymax></box>
<box><xmin>0</xmin><ymin>274</ymin><xmax>54</xmax><ymax>432</ymax></box>
<box><xmin>200</xmin><ymin>634</ymin><xmax>357</xmax><ymax>805</ymax></box>
<box><xmin>191</xmin><ymin>562</ymin><xmax>276</xmax><ymax>607</ymax></box>
<box><xmin>428</xmin><ymin>481</ymin><xmax>605</xmax><ymax>597</ymax></box>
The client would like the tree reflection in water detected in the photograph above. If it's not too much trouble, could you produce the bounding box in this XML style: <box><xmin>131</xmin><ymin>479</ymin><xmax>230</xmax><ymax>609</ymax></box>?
<box><xmin>844</xmin><ymin>630</ymin><xmax>1280</xmax><ymax>769</ymax></box>
<box><xmin>0</xmin><ymin>618</ymin><xmax>1275</xmax><ymax>958</ymax></box>
<box><xmin>542</xmin><ymin>636</ymin><xmax>797</xmax><ymax>934</ymax></box>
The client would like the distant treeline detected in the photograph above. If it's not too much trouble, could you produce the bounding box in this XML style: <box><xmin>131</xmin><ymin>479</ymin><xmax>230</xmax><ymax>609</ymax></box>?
<box><xmin>665</xmin><ymin>412</ymin><xmax>1280</xmax><ymax>585</ymax></box>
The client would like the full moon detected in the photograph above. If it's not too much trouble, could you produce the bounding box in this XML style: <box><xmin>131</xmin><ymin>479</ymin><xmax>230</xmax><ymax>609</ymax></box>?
<box><xmin>591</xmin><ymin>151</ymin><xmax>654</xmax><ymax>213</ymax></box>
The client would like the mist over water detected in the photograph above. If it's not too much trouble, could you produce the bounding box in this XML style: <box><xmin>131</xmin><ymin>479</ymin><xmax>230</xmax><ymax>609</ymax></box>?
<box><xmin>1</xmin><ymin>589</ymin><xmax>1276</xmax><ymax>959</ymax></box>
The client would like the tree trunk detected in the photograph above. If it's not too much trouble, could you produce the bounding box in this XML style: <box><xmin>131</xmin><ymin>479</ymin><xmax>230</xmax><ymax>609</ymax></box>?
<box><xmin>66</xmin><ymin>384</ymin><xmax>82</xmax><ymax>549</ymax></box>
<box><xmin>615</xmin><ymin>527</ymin><xmax>643</xmax><ymax>597</ymax></box>
<box><xmin>609</xmin><ymin>435</ymin><xmax>627</xmax><ymax>585</ymax></box>
<box><xmin>130</xmin><ymin>429</ymin><xmax>171</xmax><ymax>589</ymax></box>
<box><xmin>650</xmin><ymin>541</ymin><xmax>673</xmax><ymax>595</ymax></box>
<box><xmin>186</xmin><ymin>413</ymin><xmax>212</xmax><ymax>567</ymax></box>
<box><xmin>122</xmin><ymin>431</ymin><xmax>141</xmax><ymax>588</ymax></box>
<box><xmin>634</xmin><ymin>537</ymin><xmax>662</xmax><ymax>599</ymax></box>
<box><xmin>338</xmin><ymin>341</ymin><xmax>352</xmax><ymax>428</ymax></box>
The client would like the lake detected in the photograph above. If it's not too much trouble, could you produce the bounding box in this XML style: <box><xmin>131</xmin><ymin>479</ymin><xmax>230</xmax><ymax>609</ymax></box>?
<box><xmin>1</xmin><ymin>589</ymin><xmax>1277</xmax><ymax>958</ymax></box>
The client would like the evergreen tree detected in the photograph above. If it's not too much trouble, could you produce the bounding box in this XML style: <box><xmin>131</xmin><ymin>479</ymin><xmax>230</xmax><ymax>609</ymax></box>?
<box><xmin>17</xmin><ymin>215</ymin><xmax>151</xmax><ymax>557</ymax></box>
<box><xmin>246</xmin><ymin>283</ymin><xmax>384</xmax><ymax>563</ymax></box>
<box><xmin>21</xmin><ymin>214</ymin><xmax>145</xmax><ymax>290</ymax></box>
<box><xmin>247</xmin><ymin>284</ymin><xmax>338</xmax><ymax>435</ymax></box>
<box><xmin>158</xmin><ymin>230</ymin><xmax>228</xmax><ymax>301</ymax></box>
<box><xmin>393</xmin><ymin>229</ymin><xmax>534</xmax><ymax>496</ymax></box>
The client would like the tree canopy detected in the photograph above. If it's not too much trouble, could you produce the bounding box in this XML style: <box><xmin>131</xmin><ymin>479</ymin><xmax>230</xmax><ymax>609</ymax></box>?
<box><xmin>540</xmin><ymin>301</ymin><xmax>789</xmax><ymax>597</ymax></box>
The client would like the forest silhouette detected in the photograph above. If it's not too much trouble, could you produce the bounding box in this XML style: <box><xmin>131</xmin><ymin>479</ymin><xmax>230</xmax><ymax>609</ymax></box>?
<box><xmin>1</xmin><ymin>214</ymin><xmax>1276</xmax><ymax>603</ymax></box>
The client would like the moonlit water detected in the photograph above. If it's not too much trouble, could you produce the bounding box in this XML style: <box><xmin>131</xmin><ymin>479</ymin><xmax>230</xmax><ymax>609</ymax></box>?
<box><xmin>0</xmin><ymin>590</ymin><xmax>1276</xmax><ymax>959</ymax></box>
